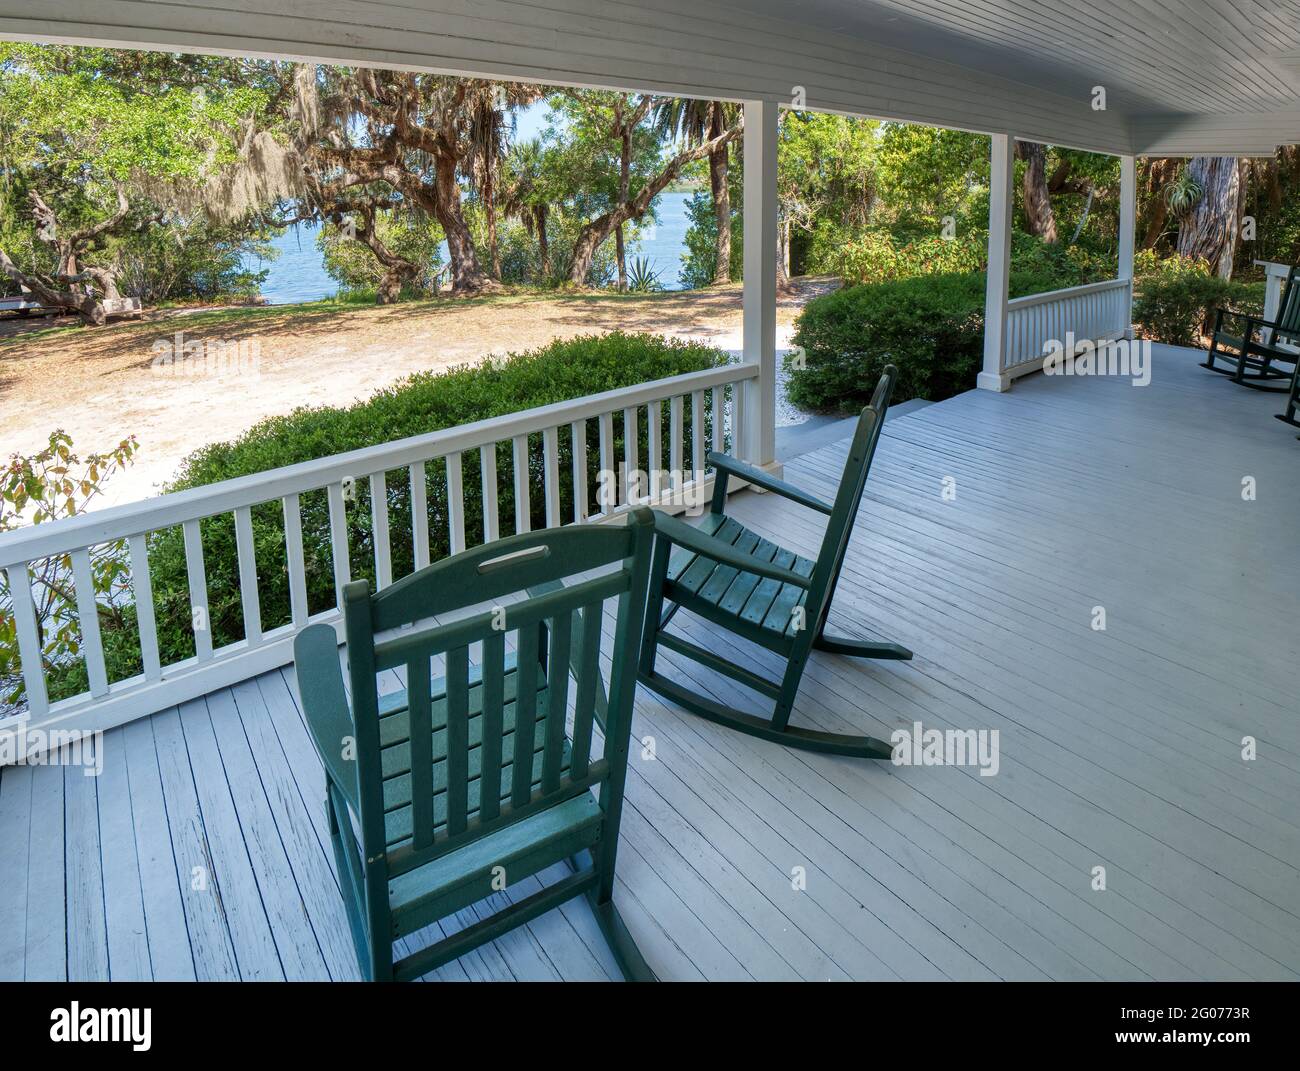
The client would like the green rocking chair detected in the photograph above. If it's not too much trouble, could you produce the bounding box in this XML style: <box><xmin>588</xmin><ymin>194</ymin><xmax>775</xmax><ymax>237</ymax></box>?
<box><xmin>638</xmin><ymin>366</ymin><xmax>911</xmax><ymax>759</ymax></box>
<box><xmin>1276</xmin><ymin>354</ymin><xmax>1300</xmax><ymax>437</ymax></box>
<box><xmin>294</xmin><ymin>510</ymin><xmax>657</xmax><ymax>981</ymax></box>
<box><xmin>1203</xmin><ymin>264</ymin><xmax>1300</xmax><ymax>391</ymax></box>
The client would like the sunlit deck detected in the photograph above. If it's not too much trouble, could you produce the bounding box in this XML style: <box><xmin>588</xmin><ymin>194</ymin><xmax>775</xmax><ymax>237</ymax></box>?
<box><xmin>2</xmin><ymin>344</ymin><xmax>1297</xmax><ymax>981</ymax></box>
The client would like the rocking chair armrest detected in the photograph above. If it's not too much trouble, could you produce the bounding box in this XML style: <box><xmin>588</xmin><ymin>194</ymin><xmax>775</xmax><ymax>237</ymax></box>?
<box><xmin>707</xmin><ymin>452</ymin><xmax>833</xmax><ymax>515</ymax></box>
<box><xmin>293</xmin><ymin>623</ymin><xmax>361</xmax><ymax>813</ymax></box>
<box><xmin>651</xmin><ymin>510</ymin><xmax>812</xmax><ymax>589</ymax></box>
<box><xmin>1217</xmin><ymin>309</ymin><xmax>1278</xmax><ymax>332</ymax></box>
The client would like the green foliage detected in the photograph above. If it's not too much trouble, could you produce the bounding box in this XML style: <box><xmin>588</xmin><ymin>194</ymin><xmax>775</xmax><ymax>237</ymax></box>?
<box><xmin>625</xmin><ymin>256</ymin><xmax>664</xmax><ymax>293</ymax></box>
<box><xmin>786</xmin><ymin>269</ymin><xmax>1068</xmax><ymax>412</ymax></box>
<box><xmin>130</xmin><ymin>333</ymin><xmax>725</xmax><ymax>678</ymax></box>
<box><xmin>872</xmin><ymin>124</ymin><xmax>990</xmax><ymax>234</ymax></box>
<box><xmin>680</xmin><ymin>186</ymin><xmax>742</xmax><ymax>289</ymax></box>
<box><xmin>829</xmin><ymin>230</ymin><xmax>987</xmax><ymax>286</ymax></box>
<box><xmin>1132</xmin><ymin>254</ymin><xmax>1260</xmax><ymax>347</ymax></box>
<box><xmin>115</xmin><ymin>216</ymin><xmax>275</xmax><ymax>304</ymax></box>
<box><xmin>0</xmin><ymin>432</ymin><xmax>139</xmax><ymax>714</ymax></box>
<box><xmin>317</xmin><ymin>213</ymin><xmax>445</xmax><ymax>298</ymax></box>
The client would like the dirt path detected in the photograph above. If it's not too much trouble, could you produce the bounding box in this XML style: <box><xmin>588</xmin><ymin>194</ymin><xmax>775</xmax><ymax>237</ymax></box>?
<box><xmin>1</xmin><ymin>279</ymin><xmax>832</xmax><ymax>507</ymax></box>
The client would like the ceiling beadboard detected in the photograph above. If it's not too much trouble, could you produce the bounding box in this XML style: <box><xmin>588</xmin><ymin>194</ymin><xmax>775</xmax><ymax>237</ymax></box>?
<box><xmin>1</xmin><ymin>0</ymin><xmax>1297</xmax><ymax>154</ymax></box>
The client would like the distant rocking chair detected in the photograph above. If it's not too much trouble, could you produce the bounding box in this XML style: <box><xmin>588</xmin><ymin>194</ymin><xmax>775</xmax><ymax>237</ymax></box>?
<box><xmin>638</xmin><ymin>366</ymin><xmax>912</xmax><ymax>759</ymax></box>
<box><xmin>294</xmin><ymin>511</ymin><xmax>657</xmax><ymax>981</ymax></box>
<box><xmin>1203</xmin><ymin>264</ymin><xmax>1300</xmax><ymax>391</ymax></box>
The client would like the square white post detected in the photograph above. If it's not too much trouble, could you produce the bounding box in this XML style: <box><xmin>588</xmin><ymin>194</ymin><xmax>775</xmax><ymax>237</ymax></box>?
<box><xmin>742</xmin><ymin>98</ymin><xmax>778</xmax><ymax>465</ymax></box>
<box><xmin>978</xmin><ymin>132</ymin><xmax>1015</xmax><ymax>392</ymax></box>
<box><xmin>1118</xmin><ymin>153</ymin><xmax>1137</xmax><ymax>338</ymax></box>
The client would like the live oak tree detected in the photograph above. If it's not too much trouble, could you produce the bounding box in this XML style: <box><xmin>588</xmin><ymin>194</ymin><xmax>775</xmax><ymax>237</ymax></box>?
<box><xmin>291</xmin><ymin>66</ymin><xmax>540</xmax><ymax>295</ymax></box>
<box><xmin>0</xmin><ymin>44</ymin><xmax>275</xmax><ymax>324</ymax></box>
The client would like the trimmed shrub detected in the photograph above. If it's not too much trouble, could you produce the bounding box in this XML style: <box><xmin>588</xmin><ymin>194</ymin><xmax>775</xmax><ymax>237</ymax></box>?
<box><xmin>53</xmin><ymin>333</ymin><xmax>725</xmax><ymax>694</ymax></box>
<box><xmin>1132</xmin><ymin>254</ymin><xmax>1260</xmax><ymax>347</ymax></box>
<box><xmin>786</xmin><ymin>269</ymin><xmax>1063</xmax><ymax>412</ymax></box>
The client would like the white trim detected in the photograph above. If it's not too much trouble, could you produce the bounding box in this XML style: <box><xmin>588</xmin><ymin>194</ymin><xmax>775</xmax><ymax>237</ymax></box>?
<box><xmin>742</xmin><ymin>99</ymin><xmax>779</xmax><ymax>466</ymax></box>
<box><xmin>980</xmin><ymin>133</ymin><xmax>1014</xmax><ymax>393</ymax></box>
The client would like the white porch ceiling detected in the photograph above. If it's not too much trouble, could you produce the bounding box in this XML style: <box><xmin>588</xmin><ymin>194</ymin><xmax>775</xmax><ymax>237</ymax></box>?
<box><xmin>1</xmin><ymin>0</ymin><xmax>1298</xmax><ymax>155</ymax></box>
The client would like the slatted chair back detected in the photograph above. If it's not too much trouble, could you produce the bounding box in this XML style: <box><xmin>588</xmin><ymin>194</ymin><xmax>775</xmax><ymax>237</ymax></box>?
<box><xmin>343</xmin><ymin>514</ymin><xmax>652</xmax><ymax>881</ymax></box>
<box><xmin>1275</xmin><ymin>266</ymin><xmax>1300</xmax><ymax>344</ymax></box>
<box><xmin>805</xmin><ymin>366</ymin><xmax>896</xmax><ymax>636</ymax></box>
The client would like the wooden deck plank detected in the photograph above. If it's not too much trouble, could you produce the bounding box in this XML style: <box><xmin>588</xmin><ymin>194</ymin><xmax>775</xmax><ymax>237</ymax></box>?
<box><xmin>0</xmin><ymin>764</ymin><xmax>33</xmax><ymax>981</ymax></box>
<box><xmin>63</xmin><ymin>757</ymin><xmax>109</xmax><ymax>980</ymax></box>
<box><xmin>23</xmin><ymin>763</ymin><xmax>66</xmax><ymax>981</ymax></box>
<box><xmin>228</xmin><ymin>677</ymin><xmax>361</xmax><ymax>981</ymax></box>
<box><xmin>121</xmin><ymin>718</ymin><xmax>196</xmax><ymax>981</ymax></box>
<box><xmin>97</xmin><ymin>729</ymin><xmax>153</xmax><ymax>981</ymax></box>
<box><xmin>176</xmin><ymin>696</ymin><xmax>284</xmax><ymax>980</ymax></box>
<box><xmin>204</xmin><ymin>687</ymin><xmax>328</xmax><ymax>981</ymax></box>
<box><xmin>150</xmin><ymin>706</ymin><xmax>241</xmax><ymax>981</ymax></box>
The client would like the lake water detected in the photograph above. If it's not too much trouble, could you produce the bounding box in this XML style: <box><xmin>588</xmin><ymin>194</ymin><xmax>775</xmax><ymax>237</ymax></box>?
<box><xmin>245</xmin><ymin>190</ymin><xmax>695</xmax><ymax>304</ymax></box>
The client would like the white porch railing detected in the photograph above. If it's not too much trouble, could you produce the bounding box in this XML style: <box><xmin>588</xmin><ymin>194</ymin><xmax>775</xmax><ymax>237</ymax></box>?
<box><xmin>0</xmin><ymin>362</ymin><xmax>758</xmax><ymax>756</ymax></box>
<box><xmin>1003</xmin><ymin>277</ymin><xmax>1132</xmax><ymax>379</ymax></box>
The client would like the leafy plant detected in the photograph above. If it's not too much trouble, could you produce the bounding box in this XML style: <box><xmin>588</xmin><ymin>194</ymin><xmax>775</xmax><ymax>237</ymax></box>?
<box><xmin>625</xmin><ymin>256</ymin><xmax>664</xmax><ymax>293</ymax></box>
<box><xmin>1</xmin><ymin>431</ymin><xmax>139</xmax><ymax>714</ymax></box>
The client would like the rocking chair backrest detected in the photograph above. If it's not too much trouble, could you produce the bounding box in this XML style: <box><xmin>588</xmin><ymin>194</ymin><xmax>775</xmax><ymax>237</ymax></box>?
<box><xmin>338</xmin><ymin>509</ymin><xmax>655</xmax><ymax>883</ymax></box>
<box><xmin>1275</xmin><ymin>266</ymin><xmax>1300</xmax><ymax>343</ymax></box>
<box><xmin>806</xmin><ymin>365</ymin><xmax>896</xmax><ymax>634</ymax></box>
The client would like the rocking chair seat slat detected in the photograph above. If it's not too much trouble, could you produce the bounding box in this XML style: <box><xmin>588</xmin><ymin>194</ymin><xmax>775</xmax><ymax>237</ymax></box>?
<box><xmin>387</xmin><ymin>792</ymin><xmax>603</xmax><ymax>940</ymax></box>
<box><xmin>663</xmin><ymin>517</ymin><xmax>816</xmax><ymax>648</ymax></box>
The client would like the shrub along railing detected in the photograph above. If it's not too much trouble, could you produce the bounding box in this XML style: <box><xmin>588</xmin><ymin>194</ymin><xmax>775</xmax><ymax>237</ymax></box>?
<box><xmin>1003</xmin><ymin>277</ymin><xmax>1132</xmax><ymax>379</ymax></box>
<box><xmin>0</xmin><ymin>361</ymin><xmax>758</xmax><ymax>755</ymax></box>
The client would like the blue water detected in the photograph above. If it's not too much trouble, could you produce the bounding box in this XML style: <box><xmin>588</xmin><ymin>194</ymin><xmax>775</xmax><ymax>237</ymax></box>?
<box><xmin>244</xmin><ymin>191</ymin><xmax>695</xmax><ymax>304</ymax></box>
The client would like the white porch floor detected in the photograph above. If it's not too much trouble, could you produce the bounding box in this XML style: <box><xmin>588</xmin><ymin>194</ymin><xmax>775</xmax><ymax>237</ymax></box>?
<box><xmin>2</xmin><ymin>344</ymin><xmax>1298</xmax><ymax>981</ymax></box>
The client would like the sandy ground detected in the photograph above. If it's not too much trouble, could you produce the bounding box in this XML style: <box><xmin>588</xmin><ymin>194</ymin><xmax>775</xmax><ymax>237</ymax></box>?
<box><xmin>0</xmin><ymin>279</ymin><xmax>832</xmax><ymax>507</ymax></box>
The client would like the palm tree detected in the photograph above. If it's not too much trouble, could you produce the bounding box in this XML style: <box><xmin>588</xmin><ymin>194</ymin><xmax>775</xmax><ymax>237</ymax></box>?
<box><xmin>653</xmin><ymin>97</ymin><xmax>740</xmax><ymax>284</ymax></box>
<box><xmin>467</xmin><ymin>82</ymin><xmax>545</xmax><ymax>279</ymax></box>
<box><xmin>502</xmin><ymin>139</ymin><xmax>554</xmax><ymax>283</ymax></box>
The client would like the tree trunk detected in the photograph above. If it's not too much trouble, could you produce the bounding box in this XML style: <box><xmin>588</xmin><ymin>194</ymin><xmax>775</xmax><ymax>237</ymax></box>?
<box><xmin>432</xmin><ymin>154</ymin><xmax>492</xmax><ymax>294</ymax></box>
<box><xmin>0</xmin><ymin>249</ymin><xmax>107</xmax><ymax>325</ymax></box>
<box><xmin>568</xmin><ymin>122</ymin><xmax>740</xmax><ymax>285</ymax></box>
<box><xmin>708</xmin><ymin>107</ymin><xmax>731</xmax><ymax>284</ymax></box>
<box><xmin>535</xmin><ymin>206</ymin><xmax>551</xmax><ymax>282</ymax></box>
<box><xmin>776</xmin><ymin>219</ymin><xmax>794</xmax><ymax>293</ymax></box>
<box><xmin>376</xmin><ymin>269</ymin><xmax>404</xmax><ymax>304</ymax></box>
<box><xmin>615</xmin><ymin>224</ymin><xmax>627</xmax><ymax>291</ymax></box>
<box><xmin>1176</xmin><ymin>156</ymin><xmax>1246</xmax><ymax>279</ymax></box>
<box><xmin>1017</xmin><ymin>141</ymin><xmax>1058</xmax><ymax>242</ymax></box>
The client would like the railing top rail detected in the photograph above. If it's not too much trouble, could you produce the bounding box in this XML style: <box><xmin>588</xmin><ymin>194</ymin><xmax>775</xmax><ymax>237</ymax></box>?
<box><xmin>1007</xmin><ymin>277</ymin><xmax>1130</xmax><ymax>310</ymax></box>
<box><xmin>0</xmin><ymin>361</ymin><xmax>757</xmax><ymax>569</ymax></box>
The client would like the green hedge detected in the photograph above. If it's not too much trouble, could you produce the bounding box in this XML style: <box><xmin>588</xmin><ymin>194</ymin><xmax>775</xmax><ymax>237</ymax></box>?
<box><xmin>1131</xmin><ymin>253</ymin><xmax>1261</xmax><ymax>347</ymax></box>
<box><xmin>51</xmin><ymin>333</ymin><xmax>725</xmax><ymax>698</ymax></box>
<box><xmin>786</xmin><ymin>269</ymin><xmax>1064</xmax><ymax>412</ymax></box>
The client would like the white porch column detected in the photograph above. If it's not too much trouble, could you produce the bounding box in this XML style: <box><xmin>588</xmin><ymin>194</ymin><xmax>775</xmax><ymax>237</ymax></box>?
<box><xmin>978</xmin><ymin>132</ymin><xmax>1015</xmax><ymax>392</ymax></box>
<box><xmin>1118</xmin><ymin>154</ymin><xmax>1137</xmax><ymax>338</ymax></box>
<box><xmin>742</xmin><ymin>98</ymin><xmax>778</xmax><ymax>466</ymax></box>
